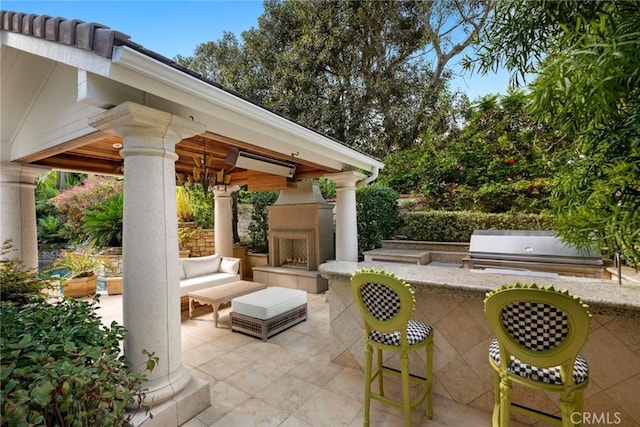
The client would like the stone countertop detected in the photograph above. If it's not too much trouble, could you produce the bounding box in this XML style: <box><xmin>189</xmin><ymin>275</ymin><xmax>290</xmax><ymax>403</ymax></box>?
<box><xmin>319</xmin><ymin>261</ymin><xmax>640</xmax><ymax>318</ymax></box>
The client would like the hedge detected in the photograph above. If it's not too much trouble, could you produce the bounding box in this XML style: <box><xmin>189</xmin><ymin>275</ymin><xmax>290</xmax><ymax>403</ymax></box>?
<box><xmin>397</xmin><ymin>210</ymin><xmax>553</xmax><ymax>242</ymax></box>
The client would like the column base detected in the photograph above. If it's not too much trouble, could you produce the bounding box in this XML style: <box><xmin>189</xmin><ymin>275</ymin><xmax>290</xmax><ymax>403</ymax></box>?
<box><xmin>126</xmin><ymin>378</ymin><xmax>210</xmax><ymax>426</ymax></box>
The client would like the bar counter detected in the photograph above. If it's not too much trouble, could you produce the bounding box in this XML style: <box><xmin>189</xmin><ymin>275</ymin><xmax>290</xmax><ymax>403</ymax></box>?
<box><xmin>319</xmin><ymin>261</ymin><xmax>640</xmax><ymax>425</ymax></box>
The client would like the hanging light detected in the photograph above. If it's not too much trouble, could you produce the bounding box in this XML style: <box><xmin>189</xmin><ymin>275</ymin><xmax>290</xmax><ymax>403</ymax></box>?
<box><xmin>176</xmin><ymin>138</ymin><xmax>232</xmax><ymax>195</ymax></box>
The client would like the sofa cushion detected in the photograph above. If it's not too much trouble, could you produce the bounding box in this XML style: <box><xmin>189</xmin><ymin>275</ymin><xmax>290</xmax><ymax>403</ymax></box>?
<box><xmin>179</xmin><ymin>272</ymin><xmax>238</xmax><ymax>295</ymax></box>
<box><xmin>220</xmin><ymin>258</ymin><xmax>240</xmax><ymax>275</ymax></box>
<box><xmin>182</xmin><ymin>254</ymin><xmax>221</xmax><ymax>278</ymax></box>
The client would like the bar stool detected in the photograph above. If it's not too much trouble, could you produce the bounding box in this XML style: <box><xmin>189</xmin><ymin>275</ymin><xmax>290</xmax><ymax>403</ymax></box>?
<box><xmin>484</xmin><ymin>283</ymin><xmax>591</xmax><ymax>427</ymax></box>
<box><xmin>351</xmin><ymin>268</ymin><xmax>433</xmax><ymax>427</ymax></box>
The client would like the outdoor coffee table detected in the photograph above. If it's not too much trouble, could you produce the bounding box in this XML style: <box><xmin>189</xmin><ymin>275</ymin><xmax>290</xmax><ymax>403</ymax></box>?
<box><xmin>188</xmin><ymin>280</ymin><xmax>267</xmax><ymax>327</ymax></box>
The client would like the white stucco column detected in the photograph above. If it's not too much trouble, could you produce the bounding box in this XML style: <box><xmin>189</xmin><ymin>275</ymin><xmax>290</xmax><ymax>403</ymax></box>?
<box><xmin>0</xmin><ymin>162</ymin><xmax>50</xmax><ymax>270</ymax></box>
<box><xmin>326</xmin><ymin>171</ymin><xmax>366</xmax><ymax>262</ymax></box>
<box><xmin>213</xmin><ymin>186</ymin><xmax>239</xmax><ymax>257</ymax></box>
<box><xmin>90</xmin><ymin>102</ymin><xmax>209</xmax><ymax>425</ymax></box>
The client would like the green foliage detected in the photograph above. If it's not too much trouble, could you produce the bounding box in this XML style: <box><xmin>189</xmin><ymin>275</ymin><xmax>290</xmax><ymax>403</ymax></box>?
<box><xmin>83</xmin><ymin>193</ymin><xmax>123</xmax><ymax>247</ymax></box>
<box><xmin>178</xmin><ymin>228</ymin><xmax>198</xmax><ymax>251</ymax></box>
<box><xmin>473</xmin><ymin>0</ymin><xmax>640</xmax><ymax>266</ymax></box>
<box><xmin>398</xmin><ymin>211</ymin><xmax>552</xmax><ymax>242</ymax></box>
<box><xmin>186</xmin><ymin>186</ymin><xmax>215</xmax><ymax>229</ymax></box>
<box><xmin>49</xmin><ymin>176</ymin><xmax>123</xmax><ymax>244</ymax></box>
<box><xmin>1</xmin><ymin>295</ymin><xmax>155</xmax><ymax>426</ymax></box>
<box><xmin>176</xmin><ymin>186</ymin><xmax>195</xmax><ymax>222</ymax></box>
<box><xmin>50</xmin><ymin>244</ymin><xmax>107</xmax><ymax>280</ymax></box>
<box><xmin>247</xmin><ymin>191</ymin><xmax>278</xmax><ymax>252</ymax></box>
<box><xmin>378</xmin><ymin>90</ymin><xmax>566</xmax><ymax>213</ymax></box>
<box><xmin>0</xmin><ymin>241</ymin><xmax>55</xmax><ymax>305</ymax></box>
<box><xmin>36</xmin><ymin>215</ymin><xmax>66</xmax><ymax>247</ymax></box>
<box><xmin>356</xmin><ymin>186</ymin><xmax>399</xmax><ymax>254</ymax></box>
<box><xmin>317</xmin><ymin>178</ymin><xmax>336</xmax><ymax>200</ymax></box>
<box><xmin>176</xmin><ymin>0</ymin><xmax>490</xmax><ymax>156</ymax></box>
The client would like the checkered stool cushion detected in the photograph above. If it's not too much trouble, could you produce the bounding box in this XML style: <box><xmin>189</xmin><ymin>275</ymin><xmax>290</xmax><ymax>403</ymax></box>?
<box><xmin>370</xmin><ymin>319</ymin><xmax>433</xmax><ymax>346</ymax></box>
<box><xmin>502</xmin><ymin>301</ymin><xmax>569</xmax><ymax>351</ymax></box>
<box><xmin>489</xmin><ymin>338</ymin><xmax>589</xmax><ymax>385</ymax></box>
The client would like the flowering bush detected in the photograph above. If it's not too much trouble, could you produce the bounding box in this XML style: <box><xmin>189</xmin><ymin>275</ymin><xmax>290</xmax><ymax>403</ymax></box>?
<box><xmin>49</xmin><ymin>176</ymin><xmax>123</xmax><ymax>243</ymax></box>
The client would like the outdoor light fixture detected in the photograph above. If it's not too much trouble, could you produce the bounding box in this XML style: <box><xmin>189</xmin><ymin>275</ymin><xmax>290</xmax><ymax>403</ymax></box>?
<box><xmin>176</xmin><ymin>138</ymin><xmax>232</xmax><ymax>195</ymax></box>
<box><xmin>226</xmin><ymin>147</ymin><xmax>296</xmax><ymax>178</ymax></box>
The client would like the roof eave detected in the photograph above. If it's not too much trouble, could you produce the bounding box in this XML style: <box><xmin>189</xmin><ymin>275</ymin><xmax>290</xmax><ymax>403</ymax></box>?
<box><xmin>110</xmin><ymin>45</ymin><xmax>384</xmax><ymax>174</ymax></box>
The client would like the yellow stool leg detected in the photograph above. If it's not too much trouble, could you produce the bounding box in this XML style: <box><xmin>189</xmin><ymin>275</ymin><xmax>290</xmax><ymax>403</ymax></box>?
<box><xmin>426</xmin><ymin>338</ymin><xmax>434</xmax><ymax>419</ymax></box>
<box><xmin>377</xmin><ymin>348</ymin><xmax>384</xmax><ymax>397</ymax></box>
<box><xmin>364</xmin><ymin>343</ymin><xmax>373</xmax><ymax>427</ymax></box>
<box><xmin>401</xmin><ymin>352</ymin><xmax>411</xmax><ymax>427</ymax></box>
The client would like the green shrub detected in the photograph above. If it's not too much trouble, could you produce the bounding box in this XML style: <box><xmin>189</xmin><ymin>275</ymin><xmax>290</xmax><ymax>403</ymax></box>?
<box><xmin>397</xmin><ymin>210</ymin><xmax>553</xmax><ymax>242</ymax></box>
<box><xmin>247</xmin><ymin>191</ymin><xmax>278</xmax><ymax>252</ymax></box>
<box><xmin>1</xmin><ymin>297</ymin><xmax>156</xmax><ymax>426</ymax></box>
<box><xmin>36</xmin><ymin>215</ymin><xmax>66</xmax><ymax>248</ymax></box>
<box><xmin>83</xmin><ymin>193</ymin><xmax>124</xmax><ymax>247</ymax></box>
<box><xmin>49</xmin><ymin>176</ymin><xmax>123</xmax><ymax>244</ymax></box>
<box><xmin>186</xmin><ymin>186</ymin><xmax>215</xmax><ymax>229</ymax></box>
<box><xmin>0</xmin><ymin>241</ymin><xmax>55</xmax><ymax>305</ymax></box>
<box><xmin>356</xmin><ymin>186</ymin><xmax>399</xmax><ymax>254</ymax></box>
<box><xmin>0</xmin><ymin>245</ymin><xmax>157</xmax><ymax>425</ymax></box>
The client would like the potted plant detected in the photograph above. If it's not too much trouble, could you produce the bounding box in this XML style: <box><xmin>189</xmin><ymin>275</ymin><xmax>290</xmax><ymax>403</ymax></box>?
<box><xmin>102</xmin><ymin>256</ymin><xmax>123</xmax><ymax>295</ymax></box>
<box><xmin>51</xmin><ymin>244</ymin><xmax>106</xmax><ymax>298</ymax></box>
<box><xmin>178</xmin><ymin>228</ymin><xmax>197</xmax><ymax>258</ymax></box>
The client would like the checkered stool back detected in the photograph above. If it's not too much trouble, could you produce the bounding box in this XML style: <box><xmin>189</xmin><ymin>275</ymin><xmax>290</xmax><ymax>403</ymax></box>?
<box><xmin>351</xmin><ymin>269</ymin><xmax>416</xmax><ymax>338</ymax></box>
<box><xmin>484</xmin><ymin>284</ymin><xmax>591</xmax><ymax>377</ymax></box>
<box><xmin>502</xmin><ymin>301</ymin><xmax>568</xmax><ymax>351</ymax></box>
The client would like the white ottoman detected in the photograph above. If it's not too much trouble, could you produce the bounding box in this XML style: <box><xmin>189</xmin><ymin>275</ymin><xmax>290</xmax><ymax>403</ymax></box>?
<box><xmin>231</xmin><ymin>287</ymin><xmax>307</xmax><ymax>341</ymax></box>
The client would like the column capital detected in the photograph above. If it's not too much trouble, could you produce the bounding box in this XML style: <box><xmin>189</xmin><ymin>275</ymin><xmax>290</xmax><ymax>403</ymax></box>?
<box><xmin>212</xmin><ymin>185</ymin><xmax>241</xmax><ymax>198</ymax></box>
<box><xmin>325</xmin><ymin>171</ymin><xmax>366</xmax><ymax>188</ymax></box>
<box><xmin>0</xmin><ymin>162</ymin><xmax>50</xmax><ymax>184</ymax></box>
<box><xmin>89</xmin><ymin>102</ymin><xmax>206</xmax><ymax>144</ymax></box>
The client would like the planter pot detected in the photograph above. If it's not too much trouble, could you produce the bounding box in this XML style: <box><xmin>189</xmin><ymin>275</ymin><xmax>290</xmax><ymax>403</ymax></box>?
<box><xmin>179</xmin><ymin>249</ymin><xmax>191</xmax><ymax>258</ymax></box>
<box><xmin>246</xmin><ymin>252</ymin><xmax>269</xmax><ymax>279</ymax></box>
<box><xmin>63</xmin><ymin>274</ymin><xmax>97</xmax><ymax>298</ymax></box>
<box><xmin>105</xmin><ymin>277</ymin><xmax>123</xmax><ymax>295</ymax></box>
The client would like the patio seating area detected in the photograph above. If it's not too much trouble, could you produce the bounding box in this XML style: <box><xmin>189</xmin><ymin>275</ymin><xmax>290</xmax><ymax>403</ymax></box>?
<box><xmin>95</xmin><ymin>291</ymin><xmax>528</xmax><ymax>426</ymax></box>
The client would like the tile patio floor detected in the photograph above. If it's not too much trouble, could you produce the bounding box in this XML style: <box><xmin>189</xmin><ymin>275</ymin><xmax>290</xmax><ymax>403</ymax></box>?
<box><xmin>96</xmin><ymin>291</ymin><xmax>528</xmax><ymax>426</ymax></box>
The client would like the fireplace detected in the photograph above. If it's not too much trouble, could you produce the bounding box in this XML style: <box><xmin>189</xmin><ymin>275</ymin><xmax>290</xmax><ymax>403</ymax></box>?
<box><xmin>252</xmin><ymin>182</ymin><xmax>334</xmax><ymax>293</ymax></box>
<box><xmin>274</xmin><ymin>233</ymin><xmax>310</xmax><ymax>269</ymax></box>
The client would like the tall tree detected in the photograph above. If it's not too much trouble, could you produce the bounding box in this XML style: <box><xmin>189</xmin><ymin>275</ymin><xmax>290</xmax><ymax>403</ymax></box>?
<box><xmin>177</xmin><ymin>0</ymin><xmax>495</xmax><ymax>156</ymax></box>
<box><xmin>470</xmin><ymin>1</ymin><xmax>640</xmax><ymax>266</ymax></box>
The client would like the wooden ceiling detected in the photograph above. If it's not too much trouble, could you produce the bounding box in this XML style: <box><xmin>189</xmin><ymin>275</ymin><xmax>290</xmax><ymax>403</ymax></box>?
<box><xmin>23</xmin><ymin>131</ymin><xmax>340</xmax><ymax>191</ymax></box>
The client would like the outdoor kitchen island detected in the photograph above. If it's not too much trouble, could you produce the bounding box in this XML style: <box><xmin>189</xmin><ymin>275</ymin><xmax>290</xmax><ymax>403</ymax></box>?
<box><xmin>319</xmin><ymin>261</ymin><xmax>640</xmax><ymax>426</ymax></box>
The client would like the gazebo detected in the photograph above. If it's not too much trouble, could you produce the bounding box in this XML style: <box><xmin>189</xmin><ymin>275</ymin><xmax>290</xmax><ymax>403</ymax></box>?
<box><xmin>0</xmin><ymin>11</ymin><xmax>383</xmax><ymax>425</ymax></box>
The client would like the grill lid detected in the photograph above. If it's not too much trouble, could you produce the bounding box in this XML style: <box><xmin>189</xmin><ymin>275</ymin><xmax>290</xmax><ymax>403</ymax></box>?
<box><xmin>469</xmin><ymin>230</ymin><xmax>602</xmax><ymax>263</ymax></box>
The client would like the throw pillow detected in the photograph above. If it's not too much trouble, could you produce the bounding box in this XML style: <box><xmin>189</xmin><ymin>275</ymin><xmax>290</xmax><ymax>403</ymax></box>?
<box><xmin>220</xmin><ymin>258</ymin><xmax>240</xmax><ymax>275</ymax></box>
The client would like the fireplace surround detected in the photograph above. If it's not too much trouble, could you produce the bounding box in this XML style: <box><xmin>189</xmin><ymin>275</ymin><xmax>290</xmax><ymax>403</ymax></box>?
<box><xmin>252</xmin><ymin>182</ymin><xmax>334</xmax><ymax>293</ymax></box>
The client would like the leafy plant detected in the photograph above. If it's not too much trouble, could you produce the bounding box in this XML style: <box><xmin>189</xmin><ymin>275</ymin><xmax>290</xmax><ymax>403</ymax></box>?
<box><xmin>356</xmin><ymin>186</ymin><xmax>399</xmax><ymax>254</ymax></box>
<box><xmin>0</xmin><ymin>240</ymin><xmax>55</xmax><ymax>305</ymax></box>
<box><xmin>397</xmin><ymin>210</ymin><xmax>552</xmax><ymax>242</ymax></box>
<box><xmin>247</xmin><ymin>191</ymin><xmax>278</xmax><ymax>253</ymax></box>
<box><xmin>36</xmin><ymin>215</ymin><xmax>66</xmax><ymax>247</ymax></box>
<box><xmin>50</xmin><ymin>244</ymin><xmax>107</xmax><ymax>280</ymax></box>
<box><xmin>49</xmin><ymin>176</ymin><xmax>123</xmax><ymax>244</ymax></box>
<box><xmin>186</xmin><ymin>186</ymin><xmax>214</xmax><ymax>229</ymax></box>
<box><xmin>178</xmin><ymin>228</ymin><xmax>197</xmax><ymax>251</ymax></box>
<box><xmin>1</xmin><ymin>296</ymin><xmax>156</xmax><ymax>425</ymax></box>
<box><xmin>83</xmin><ymin>193</ymin><xmax>123</xmax><ymax>247</ymax></box>
<box><xmin>176</xmin><ymin>186</ymin><xmax>194</xmax><ymax>222</ymax></box>
<box><xmin>1</xmin><ymin>240</ymin><xmax>157</xmax><ymax>425</ymax></box>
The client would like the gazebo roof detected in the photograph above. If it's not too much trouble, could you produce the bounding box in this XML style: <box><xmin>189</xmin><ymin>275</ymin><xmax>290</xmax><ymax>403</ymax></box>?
<box><xmin>0</xmin><ymin>11</ymin><xmax>383</xmax><ymax>189</ymax></box>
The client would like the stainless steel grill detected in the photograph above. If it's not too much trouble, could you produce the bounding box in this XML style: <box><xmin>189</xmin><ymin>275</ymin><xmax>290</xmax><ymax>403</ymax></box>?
<box><xmin>467</xmin><ymin>230</ymin><xmax>608</xmax><ymax>279</ymax></box>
